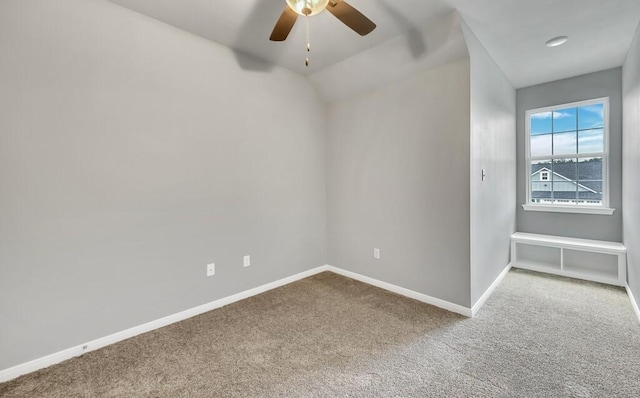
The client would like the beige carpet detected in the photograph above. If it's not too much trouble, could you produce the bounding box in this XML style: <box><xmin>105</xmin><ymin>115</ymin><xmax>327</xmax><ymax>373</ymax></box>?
<box><xmin>1</xmin><ymin>269</ymin><xmax>639</xmax><ymax>397</ymax></box>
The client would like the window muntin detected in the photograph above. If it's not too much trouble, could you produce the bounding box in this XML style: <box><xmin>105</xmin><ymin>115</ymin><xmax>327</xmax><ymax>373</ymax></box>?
<box><xmin>526</xmin><ymin>98</ymin><xmax>609</xmax><ymax>208</ymax></box>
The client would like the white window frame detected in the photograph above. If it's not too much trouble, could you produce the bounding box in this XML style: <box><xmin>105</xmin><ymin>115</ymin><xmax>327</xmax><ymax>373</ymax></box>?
<box><xmin>523</xmin><ymin>97</ymin><xmax>614</xmax><ymax>215</ymax></box>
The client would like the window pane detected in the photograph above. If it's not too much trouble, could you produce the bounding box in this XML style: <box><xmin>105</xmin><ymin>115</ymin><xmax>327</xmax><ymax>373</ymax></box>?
<box><xmin>578</xmin><ymin>129</ymin><xmax>604</xmax><ymax>154</ymax></box>
<box><xmin>577</xmin><ymin>181</ymin><xmax>602</xmax><ymax>204</ymax></box>
<box><xmin>531</xmin><ymin>134</ymin><xmax>552</xmax><ymax>157</ymax></box>
<box><xmin>552</xmin><ymin>159</ymin><xmax>578</xmax><ymax>204</ymax></box>
<box><xmin>553</xmin><ymin>131</ymin><xmax>577</xmax><ymax>155</ymax></box>
<box><xmin>552</xmin><ymin>159</ymin><xmax>577</xmax><ymax>181</ymax></box>
<box><xmin>553</xmin><ymin>108</ymin><xmax>577</xmax><ymax>132</ymax></box>
<box><xmin>577</xmin><ymin>157</ymin><xmax>603</xmax><ymax>205</ymax></box>
<box><xmin>578</xmin><ymin>104</ymin><xmax>604</xmax><ymax>130</ymax></box>
<box><xmin>553</xmin><ymin>182</ymin><xmax>577</xmax><ymax>202</ymax></box>
<box><xmin>531</xmin><ymin>160</ymin><xmax>552</xmax><ymax>203</ymax></box>
<box><xmin>578</xmin><ymin>158</ymin><xmax>602</xmax><ymax>180</ymax></box>
<box><xmin>531</xmin><ymin>112</ymin><xmax>552</xmax><ymax>135</ymax></box>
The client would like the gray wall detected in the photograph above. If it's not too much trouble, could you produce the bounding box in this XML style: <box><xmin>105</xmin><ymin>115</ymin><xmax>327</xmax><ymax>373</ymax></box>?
<box><xmin>516</xmin><ymin>68</ymin><xmax>623</xmax><ymax>242</ymax></box>
<box><xmin>622</xmin><ymin>24</ymin><xmax>640</xmax><ymax>310</ymax></box>
<box><xmin>0</xmin><ymin>0</ymin><xmax>327</xmax><ymax>371</ymax></box>
<box><xmin>462</xmin><ymin>22</ymin><xmax>517</xmax><ymax>306</ymax></box>
<box><xmin>326</xmin><ymin>59</ymin><xmax>472</xmax><ymax>307</ymax></box>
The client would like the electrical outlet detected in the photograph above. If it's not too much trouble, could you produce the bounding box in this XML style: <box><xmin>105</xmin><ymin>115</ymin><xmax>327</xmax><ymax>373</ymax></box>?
<box><xmin>243</xmin><ymin>255</ymin><xmax>251</xmax><ymax>267</ymax></box>
<box><xmin>207</xmin><ymin>263</ymin><xmax>215</xmax><ymax>277</ymax></box>
<box><xmin>373</xmin><ymin>248</ymin><xmax>380</xmax><ymax>259</ymax></box>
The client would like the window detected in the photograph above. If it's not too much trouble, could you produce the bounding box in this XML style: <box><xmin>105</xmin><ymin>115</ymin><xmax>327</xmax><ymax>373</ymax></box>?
<box><xmin>540</xmin><ymin>171</ymin><xmax>549</xmax><ymax>181</ymax></box>
<box><xmin>524</xmin><ymin>98</ymin><xmax>613</xmax><ymax>215</ymax></box>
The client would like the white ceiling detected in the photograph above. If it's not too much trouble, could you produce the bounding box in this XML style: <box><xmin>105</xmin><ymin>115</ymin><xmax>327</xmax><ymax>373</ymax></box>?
<box><xmin>108</xmin><ymin>0</ymin><xmax>640</xmax><ymax>88</ymax></box>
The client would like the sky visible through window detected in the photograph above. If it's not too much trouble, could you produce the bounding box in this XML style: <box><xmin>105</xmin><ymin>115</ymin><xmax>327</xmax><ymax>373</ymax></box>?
<box><xmin>530</xmin><ymin>104</ymin><xmax>604</xmax><ymax>156</ymax></box>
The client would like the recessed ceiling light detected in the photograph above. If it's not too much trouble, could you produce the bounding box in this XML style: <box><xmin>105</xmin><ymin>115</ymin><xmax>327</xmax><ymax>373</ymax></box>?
<box><xmin>546</xmin><ymin>36</ymin><xmax>569</xmax><ymax>48</ymax></box>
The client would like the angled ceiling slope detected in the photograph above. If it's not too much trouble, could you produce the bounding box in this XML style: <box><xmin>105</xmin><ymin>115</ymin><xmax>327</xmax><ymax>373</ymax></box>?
<box><xmin>107</xmin><ymin>0</ymin><xmax>455</xmax><ymax>75</ymax></box>
<box><xmin>108</xmin><ymin>0</ymin><xmax>640</xmax><ymax>90</ymax></box>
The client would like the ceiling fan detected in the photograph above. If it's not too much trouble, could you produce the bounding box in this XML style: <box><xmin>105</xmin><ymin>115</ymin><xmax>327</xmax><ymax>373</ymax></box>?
<box><xmin>270</xmin><ymin>0</ymin><xmax>376</xmax><ymax>65</ymax></box>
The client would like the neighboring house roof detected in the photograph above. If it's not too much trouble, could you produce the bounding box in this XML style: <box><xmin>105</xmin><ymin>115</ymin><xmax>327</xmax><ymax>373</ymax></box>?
<box><xmin>531</xmin><ymin>160</ymin><xmax>602</xmax><ymax>200</ymax></box>
<box><xmin>531</xmin><ymin>160</ymin><xmax>602</xmax><ymax>181</ymax></box>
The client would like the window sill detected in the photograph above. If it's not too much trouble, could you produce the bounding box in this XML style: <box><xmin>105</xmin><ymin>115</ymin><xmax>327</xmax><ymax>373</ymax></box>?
<box><xmin>522</xmin><ymin>204</ymin><xmax>615</xmax><ymax>215</ymax></box>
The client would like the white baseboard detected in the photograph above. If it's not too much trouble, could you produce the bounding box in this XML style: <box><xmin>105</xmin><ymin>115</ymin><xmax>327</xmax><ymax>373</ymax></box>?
<box><xmin>471</xmin><ymin>263</ymin><xmax>512</xmax><ymax>316</ymax></box>
<box><xmin>325</xmin><ymin>265</ymin><xmax>473</xmax><ymax>317</ymax></box>
<box><xmin>1</xmin><ymin>264</ymin><xmax>477</xmax><ymax>383</ymax></box>
<box><xmin>626</xmin><ymin>284</ymin><xmax>640</xmax><ymax>324</ymax></box>
<box><xmin>0</xmin><ymin>265</ymin><xmax>330</xmax><ymax>383</ymax></box>
<box><xmin>2</xmin><ymin>261</ymin><xmax>631</xmax><ymax>384</ymax></box>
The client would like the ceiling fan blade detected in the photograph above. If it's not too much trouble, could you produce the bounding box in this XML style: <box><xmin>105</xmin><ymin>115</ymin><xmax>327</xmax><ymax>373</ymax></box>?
<box><xmin>270</xmin><ymin>7</ymin><xmax>298</xmax><ymax>41</ymax></box>
<box><xmin>326</xmin><ymin>0</ymin><xmax>376</xmax><ymax>36</ymax></box>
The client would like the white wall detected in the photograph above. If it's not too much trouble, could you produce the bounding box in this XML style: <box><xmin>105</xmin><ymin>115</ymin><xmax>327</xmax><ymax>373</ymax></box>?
<box><xmin>461</xmin><ymin>22</ymin><xmax>516</xmax><ymax>306</ymax></box>
<box><xmin>0</xmin><ymin>0</ymin><xmax>326</xmax><ymax>371</ymax></box>
<box><xmin>622</xmin><ymin>23</ymin><xmax>640</xmax><ymax>310</ymax></box>
<box><xmin>326</xmin><ymin>57</ymin><xmax>472</xmax><ymax>307</ymax></box>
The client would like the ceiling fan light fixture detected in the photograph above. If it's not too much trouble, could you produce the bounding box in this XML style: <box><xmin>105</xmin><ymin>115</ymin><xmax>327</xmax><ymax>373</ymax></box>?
<box><xmin>286</xmin><ymin>0</ymin><xmax>330</xmax><ymax>16</ymax></box>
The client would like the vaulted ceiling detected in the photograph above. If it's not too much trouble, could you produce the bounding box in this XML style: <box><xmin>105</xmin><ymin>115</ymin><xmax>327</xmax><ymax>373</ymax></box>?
<box><xmin>108</xmin><ymin>0</ymin><xmax>640</xmax><ymax>88</ymax></box>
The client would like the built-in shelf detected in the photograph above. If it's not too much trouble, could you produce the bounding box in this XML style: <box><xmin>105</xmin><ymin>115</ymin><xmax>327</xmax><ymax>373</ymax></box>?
<box><xmin>514</xmin><ymin>260</ymin><xmax>560</xmax><ymax>274</ymax></box>
<box><xmin>511</xmin><ymin>232</ymin><xmax>626</xmax><ymax>287</ymax></box>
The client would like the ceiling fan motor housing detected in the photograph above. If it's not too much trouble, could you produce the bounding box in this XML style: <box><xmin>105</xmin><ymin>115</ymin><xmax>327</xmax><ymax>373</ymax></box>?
<box><xmin>270</xmin><ymin>0</ymin><xmax>375</xmax><ymax>42</ymax></box>
<box><xmin>286</xmin><ymin>0</ymin><xmax>330</xmax><ymax>16</ymax></box>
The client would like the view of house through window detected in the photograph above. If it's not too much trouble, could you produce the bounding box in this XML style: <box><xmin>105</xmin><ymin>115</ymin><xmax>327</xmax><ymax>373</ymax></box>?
<box><xmin>526</xmin><ymin>98</ymin><xmax>608</xmax><ymax>207</ymax></box>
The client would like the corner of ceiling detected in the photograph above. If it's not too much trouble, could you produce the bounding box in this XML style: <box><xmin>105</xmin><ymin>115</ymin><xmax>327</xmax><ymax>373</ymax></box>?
<box><xmin>458</xmin><ymin>14</ymin><xmax>516</xmax><ymax>91</ymax></box>
<box><xmin>307</xmin><ymin>9</ymin><xmax>470</xmax><ymax>103</ymax></box>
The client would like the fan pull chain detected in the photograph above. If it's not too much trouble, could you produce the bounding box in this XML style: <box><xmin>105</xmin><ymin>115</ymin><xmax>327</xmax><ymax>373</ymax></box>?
<box><xmin>305</xmin><ymin>15</ymin><xmax>310</xmax><ymax>67</ymax></box>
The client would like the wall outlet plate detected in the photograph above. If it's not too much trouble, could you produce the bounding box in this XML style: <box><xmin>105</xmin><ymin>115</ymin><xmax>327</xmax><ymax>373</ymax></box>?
<box><xmin>243</xmin><ymin>255</ymin><xmax>251</xmax><ymax>267</ymax></box>
<box><xmin>207</xmin><ymin>263</ymin><xmax>215</xmax><ymax>276</ymax></box>
<box><xmin>373</xmin><ymin>248</ymin><xmax>380</xmax><ymax>259</ymax></box>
